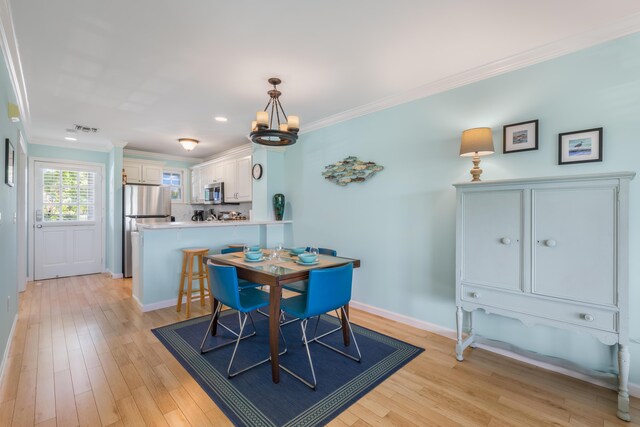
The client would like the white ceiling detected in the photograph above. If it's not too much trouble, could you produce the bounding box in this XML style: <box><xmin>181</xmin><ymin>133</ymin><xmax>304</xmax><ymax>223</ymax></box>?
<box><xmin>10</xmin><ymin>0</ymin><xmax>640</xmax><ymax>158</ymax></box>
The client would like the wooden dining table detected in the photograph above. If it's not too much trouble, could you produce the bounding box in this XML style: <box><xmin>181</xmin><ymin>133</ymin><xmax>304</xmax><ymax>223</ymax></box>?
<box><xmin>203</xmin><ymin>251</ymin><xmax>361</xmax><ymax>383</ymax></box>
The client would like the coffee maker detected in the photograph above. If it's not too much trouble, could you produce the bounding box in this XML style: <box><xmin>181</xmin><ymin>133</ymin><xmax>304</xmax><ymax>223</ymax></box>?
<box><xmin>191</xmin><ymin>210</ymin><xmax>205</xmax><ymax>221</ymax></box>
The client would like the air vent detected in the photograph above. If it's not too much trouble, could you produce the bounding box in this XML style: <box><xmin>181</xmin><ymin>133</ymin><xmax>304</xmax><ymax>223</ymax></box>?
<box><xmin>73</xmin><ymin>124</ymin><xmax>99</xmax><ymax>133</ymax></box>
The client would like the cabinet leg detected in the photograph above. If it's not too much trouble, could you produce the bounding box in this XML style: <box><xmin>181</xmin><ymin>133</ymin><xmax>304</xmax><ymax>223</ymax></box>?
<box><xmin>455</xmin><ymin>306</ymin><xmax>464</xmax><ymax>361</ymax></box>
<box><xmin>468</xmin><ymin>310</ymin><xmax>477</xmax><ymax>349</ymax></box>
<box><xmin>617</xmin><ymin>343</ymin><xmax>631</xmax><ymax>422</ymax></box>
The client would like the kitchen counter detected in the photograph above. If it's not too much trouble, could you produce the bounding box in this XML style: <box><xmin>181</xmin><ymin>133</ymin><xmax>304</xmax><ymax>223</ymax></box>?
<box><xmin>138</xmin><ymin>220</ymin><xmax>292</xmax><ymax>230</ymax></box>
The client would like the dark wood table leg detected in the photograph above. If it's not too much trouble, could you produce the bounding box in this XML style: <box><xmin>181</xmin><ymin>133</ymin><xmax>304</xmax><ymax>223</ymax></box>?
<box><xmin>211</xmin><ymin>297</ymin><xmax>219</xmax><ymax>336</ymax></box>
<box><xmin>341</xmin><ymin>304</ymin><xmax>351</xmax><ymax>346</ymax></box>
<box><xmin>269</xmin><ymin>284</ymin><xmax>282</xmax><ymax>383</ymax></box>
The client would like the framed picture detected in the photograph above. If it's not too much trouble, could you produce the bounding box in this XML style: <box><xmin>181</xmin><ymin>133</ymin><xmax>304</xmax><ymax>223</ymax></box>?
<box><xmin>558</xmin><ymin>127</ymin><xmax>603</xmax><ymax>165</ymax></box>
<box><xmin>5</xmin><ymin>138</ymin><xmax>14</xmax><ymax>187</ymax></box>
<box><xmin>503</xmin><ymin>119</ymin><xmax>538</xmax><ymax>153</ymax></box>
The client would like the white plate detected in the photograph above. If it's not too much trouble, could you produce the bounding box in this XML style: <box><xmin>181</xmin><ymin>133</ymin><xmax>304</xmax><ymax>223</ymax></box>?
<box><xmin>296</xmin><ymin>259</ymin><xmax>319</xmax><ymax>266</ymax></box>
<box><xmin>245</xmin><ymin>257</ymin><xmax>265</xmax><ymax>263</ymax></box>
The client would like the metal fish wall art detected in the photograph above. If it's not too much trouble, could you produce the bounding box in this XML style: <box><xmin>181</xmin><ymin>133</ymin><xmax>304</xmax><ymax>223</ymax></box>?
<box><xmin>322</xmin><ymin>156</ymin><xmax>384</xmax><ymax>186</ymax></box>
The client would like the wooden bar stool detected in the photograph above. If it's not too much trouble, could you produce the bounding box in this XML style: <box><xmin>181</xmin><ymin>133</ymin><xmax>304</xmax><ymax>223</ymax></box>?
<box><xmin>176</xmin><ymin>248</ymin><xmax>210</xmax><ymax>318</ymax></box>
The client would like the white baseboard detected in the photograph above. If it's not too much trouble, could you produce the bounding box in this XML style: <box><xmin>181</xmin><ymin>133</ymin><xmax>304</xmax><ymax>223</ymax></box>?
<box><xmin>0</xmin><ymin>313</ymin><xmax>18</xmax><ymax>385</ymax></box>
<box><xmin>104</xmin><ymin>269</ymin><xmax>124</xmax><ymax>279</ymax></box>
<box><xmin>349</xmin><ymin>299</ymin><xmax>640</xmax><ymax>399</ymax></box>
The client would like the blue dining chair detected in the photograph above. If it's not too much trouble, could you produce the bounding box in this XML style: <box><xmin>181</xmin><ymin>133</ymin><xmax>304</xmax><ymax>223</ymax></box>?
<box><xmin>279</xmin><ymin>263</ymin><xmax>361</xmax><ymax>389</ymax></box>
<box><xmin>283</xmin><ymin>248</ymin><xmax>338</xmax><ymax>294</ymax></box>
<box><xmin>200</xmin><ymin>263</ymin><xmax>287</xmax><ymax>378</ymax></box>
<box><xmin>221</xmin><ymin>247</ymin><xmax>262</xmax><ymax>291</ymax></box>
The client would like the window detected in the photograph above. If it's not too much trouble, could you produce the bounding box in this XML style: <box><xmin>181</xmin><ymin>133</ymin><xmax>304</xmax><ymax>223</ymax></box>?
<box><xmin>42</xmin><ymin>168</ymin><xmax>96</xmax><ymax>222</ymax></box>
<box><xmin>163</xmin><ymin>170</ymin><xmax>184</xmax><ymax>202</ymax></box>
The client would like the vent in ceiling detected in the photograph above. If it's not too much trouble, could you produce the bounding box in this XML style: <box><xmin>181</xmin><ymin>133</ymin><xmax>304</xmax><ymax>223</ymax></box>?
<box><xmin>73</xmin><ymin>124</ymin><xmax>99</xmax><ymax>133</ymax></box>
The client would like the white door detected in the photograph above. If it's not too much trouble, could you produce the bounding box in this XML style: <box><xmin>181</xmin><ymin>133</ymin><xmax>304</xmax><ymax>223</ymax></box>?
<box><xmin>34</xmin><ymin>162</ymin><xmax>103</xmax><ymax>280</ymax></box>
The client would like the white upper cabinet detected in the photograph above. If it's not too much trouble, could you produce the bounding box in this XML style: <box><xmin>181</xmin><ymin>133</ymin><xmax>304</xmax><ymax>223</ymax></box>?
<box><xmin>235</xmin><ymin>155</ymin><xmax>252</xmax><ymax>202</ymax></box>
<box><xmin>190</xmin><ymin>167</ymin><xmax>201</xmax><ymax>203</ymax></box>
<box><xmin>123</xmin><ymin>160</ymin><xmax>163</xmax><ymax>185</ymax></box>
<box><xmin>189</xmin><ymin>145</ymin><xmax>252</xmax><ymax>204</ymax></box>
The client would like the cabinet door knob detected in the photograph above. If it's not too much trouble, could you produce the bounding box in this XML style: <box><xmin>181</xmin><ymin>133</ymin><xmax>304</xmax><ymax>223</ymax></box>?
<box><xmin>583</xmin><ymin>313</ymin><xmax>594</xmax><ymax>322</ymax></box>
<box><xmin>500</xmin><ymin>237</ymin><xmax>511</xmax><ymax>245</ymax></box>
<box><xmin>471</xmin><ymin>292</ymin><xmax>480</xmax><ymax>299</ymax></box>
<box><xmin>544</xmin><ymin>239</ymin><xmax>557</xmax><ymax>247</ymax></box>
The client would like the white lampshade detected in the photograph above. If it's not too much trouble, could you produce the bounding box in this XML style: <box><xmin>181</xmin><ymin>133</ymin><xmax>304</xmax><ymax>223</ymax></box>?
<box><xmin>460</xmin><ymin>127</ymin><xmax>494</xmax><ymax>157</ymax></box>
<box><xmin>178</xmin><ymin>138</ymin><xmax>199</xmax><ymax>151</ymax></box>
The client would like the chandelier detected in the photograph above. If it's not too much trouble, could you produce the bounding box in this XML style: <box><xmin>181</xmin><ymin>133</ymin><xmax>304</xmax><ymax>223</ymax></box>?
<box><xmin>250</xmin><ymin>78</ymin><xmax>299</xmax><ymax>146</ymax></box>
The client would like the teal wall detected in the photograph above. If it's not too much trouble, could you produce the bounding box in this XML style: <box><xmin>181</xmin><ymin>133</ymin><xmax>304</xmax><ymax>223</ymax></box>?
<box><xmin>284</xmin><ymin>33</ymin><xmax>640</xmax><ymax>382</ymax></box>
<box><xmin>0</xmin><ymin>50</ymin><xmax>26</xmax><ymax>366</ymax></box>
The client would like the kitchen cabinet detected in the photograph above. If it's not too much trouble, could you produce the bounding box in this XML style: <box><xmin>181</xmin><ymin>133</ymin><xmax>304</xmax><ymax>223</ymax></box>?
<box><xmin>189</xmin><ymin>145</ymin><xmax>252</xmax><ymax>204</ymax></box>
<box><xmin>223</xmin><ymin>154</ymin><xmax>252</xmax><ymax>202</ymax></box>
<box><xmin>453</xmin><ymin>172</ymin><xmax>635</xmax><ymax>422</ymax></box>
<box><xmin>190</xmin><ymin>167</ymin><xmax>202</xmax><ymax>203</ymax></box>
<box><xmin>123</xmin><ymin>160</ymin><xmax>163</xmax><ymax>185</ymax></box>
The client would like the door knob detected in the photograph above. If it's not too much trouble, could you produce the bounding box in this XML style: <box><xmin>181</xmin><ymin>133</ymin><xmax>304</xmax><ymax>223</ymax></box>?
<box><xmin>500</xmin><ymin>237</ymin><xmax>511</xmax><ymax>245</ymax></box>
<box><xmin>36</xmin><ymin>224</ymin><xmax>43</xmax><ymax>229</ymax></box>
<box><xmin>544</xmin><ymin>239</ymin><xmax>557</xmax><ymax>247</ymax></box>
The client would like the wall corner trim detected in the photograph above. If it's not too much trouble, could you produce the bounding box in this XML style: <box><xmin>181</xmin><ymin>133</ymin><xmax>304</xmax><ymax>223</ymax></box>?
<box><xmin>0</xmin><ymin>313</ymin><xmax>18</xmax><ymax>385</ymax></box>
<box><xmin>349</xmin><ymin>300</ymin><xmax>640</xmax><ymax>399</ymax></box>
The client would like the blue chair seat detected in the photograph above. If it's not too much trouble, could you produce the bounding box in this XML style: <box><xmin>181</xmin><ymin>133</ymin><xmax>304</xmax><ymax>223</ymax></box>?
<box><xmin>280</xmin><ymin>294</ymin><xmax>306</xmax><ymax>318</ymax></box>
<box><xmin>238</xmin><ymin>288</ymin><xmax>270</xmax><ymax>311</ymax></box>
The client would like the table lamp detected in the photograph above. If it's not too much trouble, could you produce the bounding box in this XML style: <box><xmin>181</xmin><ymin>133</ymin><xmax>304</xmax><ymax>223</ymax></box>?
<box><xmin>460</xmin><ymin>127</ymin><xmax>494</xmax><ymax>182</ymax></box>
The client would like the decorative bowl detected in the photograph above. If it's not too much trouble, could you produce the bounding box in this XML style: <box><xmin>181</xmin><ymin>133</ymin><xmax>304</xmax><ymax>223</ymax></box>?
<box><xmin>298</xmin><ymin>253</ymin><xmax>317</xmax><ymax>263</ymax></box>
<box><xmin>290</xmin><ymin>247</ymin><xmax>306</xmax><ymax>255</ymax></box>
<box><xmin>245</xmin><ymin>251</ymin><xmax>263</xmax><ymax>261</ymax></box>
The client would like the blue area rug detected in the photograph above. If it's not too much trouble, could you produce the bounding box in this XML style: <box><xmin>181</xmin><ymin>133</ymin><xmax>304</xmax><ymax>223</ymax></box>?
<box><xmin>152</xmin><ymin>311</ymin><xmax>423</xmax><ymax>427</ymax></box>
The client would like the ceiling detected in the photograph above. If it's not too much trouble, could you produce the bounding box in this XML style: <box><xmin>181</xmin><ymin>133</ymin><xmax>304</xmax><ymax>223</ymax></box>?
<box><xmin>10</xmin><ymin>0</ymin><xmax>640</xmax><ymax>158</ymax></box>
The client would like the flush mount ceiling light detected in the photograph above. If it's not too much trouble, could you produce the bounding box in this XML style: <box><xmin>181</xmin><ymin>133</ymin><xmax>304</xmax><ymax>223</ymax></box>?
<box><xmin>214</xmin><ymin>116</ymin><xmax>228</xmax><ymax>122</ymax></box>
<box><xmin>178</xmin><ymin>138</ymin><xmax>199</xmax><ymax>151</ymax></box>
<box><xmin>64</xmin><ymin>136</ymin><xmax>77</xmax><ymax>141</ymax></box>
<box><xmin>250</xmin><ymin>78</ymin><xmax>299</xmax><ymax>147</ymax></box>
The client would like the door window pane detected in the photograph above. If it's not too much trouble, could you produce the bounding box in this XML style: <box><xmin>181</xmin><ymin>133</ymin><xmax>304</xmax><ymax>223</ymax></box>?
<box><xmin>42</xmin><ymin>168</ymin><xmax>96</xmax><ymax>222</ymax></box>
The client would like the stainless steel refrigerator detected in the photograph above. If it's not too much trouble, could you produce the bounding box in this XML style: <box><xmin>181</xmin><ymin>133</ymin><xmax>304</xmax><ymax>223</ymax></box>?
<box><xmin>123</xmin><ymin>184</ymin><xmax>171</xmax><ymax>277</ymax></box>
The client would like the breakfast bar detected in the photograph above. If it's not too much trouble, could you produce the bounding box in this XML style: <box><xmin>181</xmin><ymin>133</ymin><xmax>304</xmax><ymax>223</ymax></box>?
<box><xmin>131</xmin><ymin>220</ymin><xmax>292</xmax><ymax>311</ymax></box>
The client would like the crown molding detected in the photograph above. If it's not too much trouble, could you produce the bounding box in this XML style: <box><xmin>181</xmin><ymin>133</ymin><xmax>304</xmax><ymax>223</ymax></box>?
<box><xmin>29</xmin><ymin>137</ymin><xmax>113</xmax><ymax>153</ymax></box>
<box><xmin>123</xmin><ymin>148</ymin><xmax>202</xmax><ymax>164</ymax></box>
<box><xmin>302</xmin><ymin>14</ymin><xmax>640</xmax><ymax>134</ymax></box>
<box><xmin>201</xmin><ymin>143</ymin><xmax>252</xmax><ymax>163</ymax></box>
<box><xmin>0</xmin><ymin>0</ymin><xmax>30</xmax><ymax>137</ymax></box>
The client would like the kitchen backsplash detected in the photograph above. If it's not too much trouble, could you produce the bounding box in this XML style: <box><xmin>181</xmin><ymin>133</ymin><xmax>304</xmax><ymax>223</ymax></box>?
<box><xmin>171</xmin><ymin>202</ymin><xmax>252</xmax><ymax>221</ymax></box>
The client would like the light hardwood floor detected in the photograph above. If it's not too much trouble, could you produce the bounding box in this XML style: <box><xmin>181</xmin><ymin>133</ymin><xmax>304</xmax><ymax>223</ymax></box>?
<box><xmin>0</xmin><ymin>274</ymin><xmax>638</xmax><ymax>426</ymax></box>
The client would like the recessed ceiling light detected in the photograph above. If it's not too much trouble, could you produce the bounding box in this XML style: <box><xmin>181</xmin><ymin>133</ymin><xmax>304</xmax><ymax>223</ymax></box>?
<box><xmin>214</xmin><ymin>116</ymin><xmax>228</xmax><ymax>122</ymax></box>
<box><xmin>65</xmin><ymin>136</ymin><xmax>77</xmax><ymax>141</ymax></box>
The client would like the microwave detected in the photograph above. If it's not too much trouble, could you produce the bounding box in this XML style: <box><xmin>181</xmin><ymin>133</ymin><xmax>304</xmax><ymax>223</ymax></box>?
<box><xmin>203</xmin><ymin>182</ymin><xmax>224</xmax><ymax>204</ymax></box>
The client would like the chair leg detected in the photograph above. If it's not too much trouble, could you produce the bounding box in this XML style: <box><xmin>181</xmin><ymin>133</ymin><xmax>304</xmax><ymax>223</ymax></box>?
<box><xmin>280</xmin><ymin>318</ymin><xmax>317</xmax><ymax>390</ymax></box>
<box><xmin>198</xmin><ymin>254</ymin><xmax>205</xmax><ymax>307</ymax></box>
<box><xmin>186</xmin><ymin>254</ymin><xmax>194</xmax><ymax>318</ymax></box>
<box><xmin>313</xmin><ymin>307</ymin><xmax>362</xmax><ymax>362</ymax></box>
<box><xmin>200</xmin><ymin>305</ymin><xmax>257</xmax><ymax>354</ymax></box>
<box><xmin>176</xmin><ymin>252</ymin><xmax>187</xmax><ymax>312</ymax></box>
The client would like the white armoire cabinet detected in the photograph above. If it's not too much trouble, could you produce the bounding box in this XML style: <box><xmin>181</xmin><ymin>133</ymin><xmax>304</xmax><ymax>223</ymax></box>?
<box><xmin>454</xmin><ymin>172</ymin><xmax>635</xmax><ymax>421</ymax></box>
